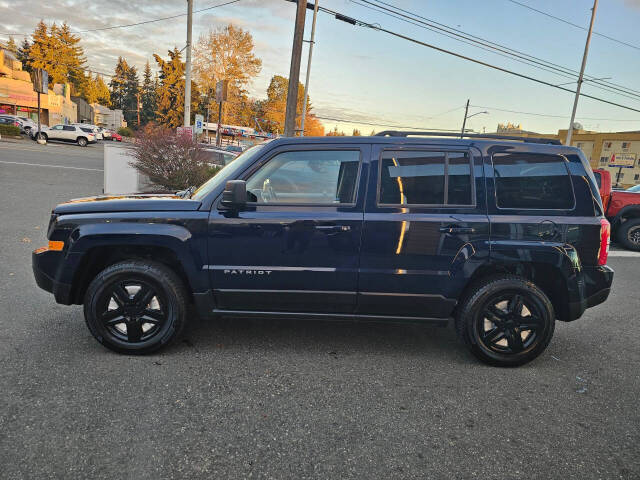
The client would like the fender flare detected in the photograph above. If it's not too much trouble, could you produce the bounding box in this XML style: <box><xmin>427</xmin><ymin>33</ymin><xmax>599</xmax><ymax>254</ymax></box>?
<box><xmin>613</xmin><ymin>205</ymin><xmax>640</xmax><ymax>227</ymax></box>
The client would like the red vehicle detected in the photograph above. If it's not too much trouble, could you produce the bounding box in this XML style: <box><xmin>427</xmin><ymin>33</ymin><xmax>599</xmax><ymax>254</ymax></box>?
<box><xmin>593</xmin><ymin>168</ymin><xmax>640</xmax><ymax>251</ymax></box>
<box><xmin>109</xmin><ymin>131</ymin><xmax>122</xmax><ymax>142</ymax></box>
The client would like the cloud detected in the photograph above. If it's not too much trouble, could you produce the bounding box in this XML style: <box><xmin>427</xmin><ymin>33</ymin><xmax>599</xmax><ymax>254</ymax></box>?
<box><xmin>624</xmin><ymin>0</ymin><xmax>640</xmax><ymax>8</ymax></box>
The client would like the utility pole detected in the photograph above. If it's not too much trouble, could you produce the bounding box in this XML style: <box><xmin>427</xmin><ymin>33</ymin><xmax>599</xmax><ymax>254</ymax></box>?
<box><xmin>184</xmin><ymin>0</ymin><xmax>193</xmax><ymax>128</ymax></box>
<box><xmin>136</xmin><ymin>92</ymin><xmax>141</xmax><ymax>126</ymax></box>
<box><xmin>284</xmin><ymin>0</ymin><xmax>307</xmax><ymax>137</ymax></box>
<box><xmin>566</xmin><ymin>0</ymin><xmax>598</xmax><ymax>146</ymax></box>
<box><xmin>460</xmin><ymin>99</ymin><xmax>470</xmax><ymax>138</ymax></box>
<box><xmin>300</xmin><ymin>0</ymin><xmax>319</xmax><ymax>137</ymax></box>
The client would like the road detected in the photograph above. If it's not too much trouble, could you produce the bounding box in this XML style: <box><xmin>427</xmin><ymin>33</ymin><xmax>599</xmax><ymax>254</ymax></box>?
<box><xmin>0</xmin><ymin>140</ymin><xmax>638</xmax><ymax>479</ymax></box>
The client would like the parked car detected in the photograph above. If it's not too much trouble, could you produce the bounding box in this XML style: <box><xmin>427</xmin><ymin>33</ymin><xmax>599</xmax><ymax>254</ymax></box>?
<box><xmin>40</xmin><ymin>124</ymin><xmax>96</xmax><ymax>146</ymax></box>
<box><xmin>0</xmin><ymin>115</ymin><xmax>22</xmax><ymax>131</ymax></box>
<box><xmin>593</xmin><ymin>168</ymin><xmax>640</xmax><ymax>251</ymax></box>
<box><xmin>202</xmin><ymin>146</ymin><xmax>238</xmax><ymax>166</ymax></box>
<box><xmin>625</xmin><ymin>184</ymin><xmax>640</xmax><ymax>193</ymax></box>
<box><xmin>224</xmin><ymin>144</ymin><xmax>244</xmax><ymax>154</ymax></box>
<box><xmin>29</xmin><ymin>124</ymin><xmax>49</xmax><ymax>139</ymax></box>
<box><xmin>109</xmin><ymin>131</ymin><xmax>122</xmax><ymax>142</ymax></box>
<box><xmin>0</xmin><ymin>114</ymin><xmax>33</xmax><ymax>134</ymax></box>
<box><xmin>101</xmin><ymin>128</ymin><xmax>112</xmax><ymax>140</ymax></box>
<box><xmin>32</xmin><ymin>132</ymin><xmax>613</xmax><ymax>366</ymax></box>
<box><xmin>72</xmin><ymin>123</ymin><xmax>103</xmax><ymax>140</ymax></box>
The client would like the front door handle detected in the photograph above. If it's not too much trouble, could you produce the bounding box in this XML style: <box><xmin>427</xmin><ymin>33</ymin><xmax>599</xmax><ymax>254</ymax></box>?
<box><xmin>439</xmin><ymin>225</ymin><xmax>475</xmax><ymax>234</ymax></box>
<box><xmin>315</xmin><ymin>225</ymin><xmax>351</xmax><ymax>232</ymax></box>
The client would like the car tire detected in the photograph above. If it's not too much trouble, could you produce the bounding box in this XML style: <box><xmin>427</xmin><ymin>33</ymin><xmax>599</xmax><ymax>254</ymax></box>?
<box><xmin>617</xmin><ymin>218</ymin><xmax>640</xmax><ymax>251</ymax></box>
<box><xmin>455</xmin><ymin>275</ymin><xmax>555</xmax><ymax>367</ymax></box>
<box><xmin>35</xmin><ymin>132</ymin><xmax>47</xmax><ymax>141</ymax></box>
<box><xmin>83</xmin><ymin>260</ymin><xmax>189</xmax><ymax>354</ymax></box>
<box><xmin>77</xmin><ymin>137</ymin><xmax>88</xmax><ymax>147</ymax></box>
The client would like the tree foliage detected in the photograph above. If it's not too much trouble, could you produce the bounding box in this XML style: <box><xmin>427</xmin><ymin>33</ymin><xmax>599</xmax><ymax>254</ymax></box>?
<box><xmin>27</xmin><ymin>21</ymin><xmax>86</xmax><ymax>93</ymax></box>
<box><xmin>257</xmin><ymin>75</ymin><xmax>324</xmax><ymax>136</ymax></box>
<box><xmin>6</xmin><ymin>37</ymin><xmax>18</xmax><ymax>55</ymax></box>
<box><xmin>140</xmin><ymin>61</ymin><xmax>157</xmax><ymax>125</ymax></box>
<box><xmin>193</xmin><ymin>24</ymin><xmax>262</xmax><ymax>126</ymax></box>
<box><xmin>110</xmin><ymin>57</ymin><xmax>139</xmax><ymax>126</ymax></box>
<box><xmin>153</xmin><ymin>48</ymin><xmax>199</xmax><ymax>128</ymax></box>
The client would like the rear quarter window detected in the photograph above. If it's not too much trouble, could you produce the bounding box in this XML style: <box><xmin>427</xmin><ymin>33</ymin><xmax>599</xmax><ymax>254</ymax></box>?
<box><xmin>492</xmin><ymin>153</ymin><xmax>575</xmax><ymax>210</ymax></box>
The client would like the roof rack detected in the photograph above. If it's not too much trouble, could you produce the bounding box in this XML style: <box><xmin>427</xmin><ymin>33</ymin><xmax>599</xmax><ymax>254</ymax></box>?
<box><xmin>374</xmin><ymin>131</ymin><xmax>562</xmax><ymax>145</ymax></box>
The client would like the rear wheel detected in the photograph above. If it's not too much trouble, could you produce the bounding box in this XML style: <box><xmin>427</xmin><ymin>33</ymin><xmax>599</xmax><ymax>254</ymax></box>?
<box><xmin>77</xmin><ymin>136</ymin><xmax>88</xmax><ymax>147</ymax></box>
<box><xmin>83</xmin><ymin>260</ymin><xmax>188</xmax><ymax>354</ymax></box>
<box><xmin>617</xmin><ymin>218</ymin><xmax>640</xmax><ymax>251</ymax></box>
<box><xmin>456</xmin><ymin>275</ymin><xmax>555</xmax><ymax>367</ymax></box>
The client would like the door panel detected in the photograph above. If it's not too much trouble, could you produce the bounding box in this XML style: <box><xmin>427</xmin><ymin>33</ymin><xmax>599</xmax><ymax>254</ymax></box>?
<box><xmin>207</xmin><ymin>145</ymin><xmax>370</xmax><ymax>314</ymax></box>
<box><xmin>358</xmin><ymin>145</ymin><xmax>489</xmax><ymax>318</ymax></box>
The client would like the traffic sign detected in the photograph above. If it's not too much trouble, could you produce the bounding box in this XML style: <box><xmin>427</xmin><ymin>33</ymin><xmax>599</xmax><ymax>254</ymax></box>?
<box><xmin>177</xmin><ymin>126</ymin><xmax>193</xmax><ymax>138</ymax></box>
<box><xmin>195</xmin><ymin>114</ymin><xmax>204</xmax><ymax>134</ymax></box>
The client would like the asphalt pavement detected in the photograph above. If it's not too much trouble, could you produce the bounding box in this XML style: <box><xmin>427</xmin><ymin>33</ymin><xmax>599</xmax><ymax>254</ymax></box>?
<box><xmin>0</xmin><ymin>139</ymin><xmax>638</xmax><ymax>479</ymax></box>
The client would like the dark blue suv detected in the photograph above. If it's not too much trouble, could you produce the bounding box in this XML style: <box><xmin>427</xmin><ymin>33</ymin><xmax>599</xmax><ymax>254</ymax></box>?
<box><xmin>32</xmin><ymin>132</ymin><xmax>614</xmax><ymax>366</ymax></box>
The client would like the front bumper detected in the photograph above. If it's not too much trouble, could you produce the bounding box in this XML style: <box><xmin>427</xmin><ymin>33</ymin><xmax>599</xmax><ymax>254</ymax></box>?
<box><xmin>566</xmin><ymin>264</ymin><xmax>614</xmax><ymax>321</ymax></box>
<box><xmin>32</xmin><ymin>249</ymin><xmax>73</xmax><ymax>304</ymax></box>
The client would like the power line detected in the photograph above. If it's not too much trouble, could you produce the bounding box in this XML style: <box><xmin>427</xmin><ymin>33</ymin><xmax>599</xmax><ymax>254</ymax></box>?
<box><xmin>0</xmin><ymin>0</ymin><xmax>242</xmax><ymax>37</ymax></box>
<box><xmin>353</xmin><ymin>0</ymin><xmax>640</xmax><ymax>101</ymax></box>
<box><xmin>312</xmin><ymin>5</ymin><xmax>640</xmax><ymax>114</ymax></box>
<box><xmin>315</xmin><ymin>115</ymin><xmax>466</xmax><ymax>131</ymax></box>
<box><xmin>470</xmin><ymin>104</ymin><xmax>640</xmax><ymax>122</ymax></box>
<box><xmin>506</xmin><ymin>0</ymin><xmax>640</xmax><ymax>52</ymax></box>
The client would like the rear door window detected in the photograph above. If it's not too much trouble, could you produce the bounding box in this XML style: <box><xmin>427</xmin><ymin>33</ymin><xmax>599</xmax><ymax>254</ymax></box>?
<box><xmin>378</xmin><ymin>150</ymin><xmax>473</xmax><ymax>206</ymax></box>
<box><xmin>492</xmin><ymin>153</ymin><xmax>574</xmax><ymax>210</ymax></box>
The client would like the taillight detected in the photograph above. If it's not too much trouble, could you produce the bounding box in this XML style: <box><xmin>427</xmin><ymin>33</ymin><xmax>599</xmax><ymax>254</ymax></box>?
<box><xmin>598</xmin><ymin>218</ymin><xmax>610</xmax><ymax>265</ymax></box>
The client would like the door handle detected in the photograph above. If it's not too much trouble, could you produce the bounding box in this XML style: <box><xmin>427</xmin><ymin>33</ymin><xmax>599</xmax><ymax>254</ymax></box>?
<box><xmin>315</xmin><ymin>225</ymin><xmax>351</xmax><ymax>232</ymax></box>
<box><xmin>439</xmin><ymin>225</ymin><xmax>475</xmax><ymax>234</ymax></box>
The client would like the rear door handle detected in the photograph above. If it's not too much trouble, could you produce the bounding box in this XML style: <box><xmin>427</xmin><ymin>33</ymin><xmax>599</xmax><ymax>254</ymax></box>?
<box><xmin>315</xmin><ymin>225</ymin><xmax>351</xmax><ymax>232</ymax></box>
<box><xmin>439</xmin><ymin>225</ymin><xmax>475</xmax><ymax>234</ymax></box>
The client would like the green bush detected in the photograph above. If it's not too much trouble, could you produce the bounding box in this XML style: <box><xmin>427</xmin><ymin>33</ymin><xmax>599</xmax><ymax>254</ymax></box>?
<box><xmin>0</xmin><ymin>125</ymin><xmax>21</xmax><ymax>137</ymax></box>
<box><xmin>117</xmin><ymin>126</ymin><xmax>133</xmax><ymax>137</ymax></box>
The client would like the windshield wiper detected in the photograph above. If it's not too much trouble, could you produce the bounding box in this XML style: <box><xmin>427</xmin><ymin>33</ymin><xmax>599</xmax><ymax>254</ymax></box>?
<box><xmin>176</xmin><ymin>186</ymin><xmax>196</xmax><ymax>198</ymax></box>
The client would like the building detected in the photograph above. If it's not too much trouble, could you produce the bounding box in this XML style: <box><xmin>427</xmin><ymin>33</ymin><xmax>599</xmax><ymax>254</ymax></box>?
<box><xmin>71</xmin><ymin>95</ymin><xmax>94</xmax><ymax>123</ymax></box>
<box><xmin>0</xmin><ymin>48</ymin><xmax>76</xmax><ymax>125</ymax></box>
<box><xmin>92</xmin><ymin>103</ymin><xmax>125</xmax><ymax>130</ymax></box>
<box><xmin>556</xmin><ymin>129</ymin><xmax>640</xmax><ymax>188</ymax></box>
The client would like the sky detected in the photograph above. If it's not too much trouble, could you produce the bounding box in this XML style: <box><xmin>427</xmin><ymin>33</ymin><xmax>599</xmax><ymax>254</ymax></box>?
<box><xmin>2</xmin><ymin>0</ymin><xmax>640</xmax><ymax>135</ymax></box>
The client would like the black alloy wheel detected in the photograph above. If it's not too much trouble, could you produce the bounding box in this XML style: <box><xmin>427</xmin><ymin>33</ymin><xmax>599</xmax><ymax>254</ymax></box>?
<box><xmin>619</xmin><ymin>218</ymin><xmax>640</xmax><ymax>251</ymax></box>
<box><xmin>477</xmin><ymin>292</ymin><xmax>543</xmax><ymax>355</ymax></box>
<box><xmin>84</xmin><ymin>261</ymin><xmax>188</xmax><ymax>354</ymax></box>
<box><xmin>99</xmin><ymin>280</ymin><xmax>167</xmax><ymax>344</ymax></box>
<box><xmin>456</xmin><ymin>275</ymin><xmax>555</xmax><ymax>367</ymax></box>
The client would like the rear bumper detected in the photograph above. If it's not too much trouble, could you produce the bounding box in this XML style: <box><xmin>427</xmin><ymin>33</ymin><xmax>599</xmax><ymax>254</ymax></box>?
<box><xmin>566</xmin><ymin>264</ymin><xmax>614</xmax><ymax>321</ymax></box>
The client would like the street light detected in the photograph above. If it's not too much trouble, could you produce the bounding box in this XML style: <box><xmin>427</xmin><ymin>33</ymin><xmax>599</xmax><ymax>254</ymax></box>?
<box><xmin>460</xmin><ymin>100</ymin><xmax>488</xmax><ymax>138</ymax></box>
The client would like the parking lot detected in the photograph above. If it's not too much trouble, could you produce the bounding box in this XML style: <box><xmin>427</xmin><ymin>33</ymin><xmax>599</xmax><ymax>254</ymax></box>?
<box><xmin>0</xmin><ymin>139</ymin><xmax>638</xmax><ymax>479</ymax></box>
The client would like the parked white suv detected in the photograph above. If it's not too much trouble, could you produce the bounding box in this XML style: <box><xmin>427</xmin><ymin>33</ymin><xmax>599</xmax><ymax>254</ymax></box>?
<box><xmin>73</xmin><ymin>123</ymin><xmax>103</xmax><ymax>140</ymax></box>
<box><xmin>43</xmin><ymin>124</ymin><xmax>96</xmax><ymax>146</ymax></box>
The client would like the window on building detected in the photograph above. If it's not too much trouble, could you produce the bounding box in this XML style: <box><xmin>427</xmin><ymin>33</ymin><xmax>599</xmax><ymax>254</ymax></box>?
<box><xmin>245</xmin><ymin>150</ymin><xmax>361</xmax><ymax>205</ymax></box>
<box><xmin>604</xmin><ymin>142</ymin><xmax>612</xmax><ymax>150</ymax></box>
<box><xmin>600</xmin><ymin>156</ymin><xmax>609</xmax><ymax>164</ymax></box>
<box><xmin>634</xmin><ymin>174</ymin><xmax>639</xmax><ymax>181</ymax></box>
<box><xmin>617</xmin><ymin>172</ymin><xmax>625</xmax><ymax>182</ymax></box>
<box><xmin>378</xmin><ymin>150</ymin><xmax>473</xmax><ymax>206</ymax></box>
<box><xmin>622</xmin><ymin>142</ymin><xmax>631</xmax><ymax>149</ymax></box>
<box><xmin>492</xmin><ymin>153</ymin><xmax>574</xmax><ymax>210</ymax></box>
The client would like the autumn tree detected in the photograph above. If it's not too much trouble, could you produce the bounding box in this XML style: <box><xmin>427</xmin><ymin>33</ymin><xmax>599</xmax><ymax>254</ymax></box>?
<box><xmin>95</xmin><ymin>75</ymin><xmax>111</xmax><ymax>106</ymax></box>
<box><xmin>258</xmin><ymin>75</ymin><xmax>324</xmax><ymax>136</ymax></box>
<box><xmin>140</xmin><ymin>61</ymin><xmax>157</xmax><ymax>125</ymax></box>
<box><xmin>326</xmin><ymin>126</ymin><xmax>346</xmax><ymax>136</ymax></box>
<box><xmin>153</xmin><ymin>48</ymin><xmax>199</xmax><ymax>128</ymax></box>
<box><xmin>193</xmin><ymin>24</ymin><xmax>261</xmax><ymax>126</ymax></box>
<box><xmin>110</xmin><ymin>57</ymin><xmax>139</xmax><ymax>126</ymax></box>
<box><xmin>352</xmin><ymin>129</ymin><xmax>361</xmax><ymax>136</ymax></box>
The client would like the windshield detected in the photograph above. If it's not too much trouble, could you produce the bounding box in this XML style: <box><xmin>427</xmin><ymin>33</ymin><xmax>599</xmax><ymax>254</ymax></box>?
<box><xmin>191</xmin><ymin>143</ymin><xmax>267</xmax><ymax>201</ymax></box>
<box><xmin>627</xmin><ymin>184</ymin><xmax>640</xmax><ymax>193</ymax></box>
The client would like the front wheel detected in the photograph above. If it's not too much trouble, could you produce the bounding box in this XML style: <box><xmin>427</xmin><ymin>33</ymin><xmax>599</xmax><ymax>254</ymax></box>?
<box><xmin>84</xmin><ymin>260</ymin><xmax>188</xmax><ymax>354</ymax></box>
<box><xmin>456</xmin><ymin>275</ymin><xmax>555</xmax><ymax>367</ymax></box>
<box><xmin>77</xmin><ymin>137</ymin><xmax>88</xmax><ymax>147</ymax></box>
<box><xmin>617</xmin><ymin>218</ymin><xmax>640</xmax><ymax>251</ymax></box>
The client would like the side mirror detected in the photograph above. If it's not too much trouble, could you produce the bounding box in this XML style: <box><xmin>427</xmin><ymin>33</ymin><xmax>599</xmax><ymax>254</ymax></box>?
<box><xmin>221</xmin><ymin>180</ymin><xmax>247</xmax><ymax>209</ymax></box>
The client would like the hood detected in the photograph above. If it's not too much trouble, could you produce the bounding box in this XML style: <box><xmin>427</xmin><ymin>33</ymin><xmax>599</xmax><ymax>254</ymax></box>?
<box><xmin>53</xmin><ymin>194</ymin><xmax>202</xmax><ymax>215</ymax></box>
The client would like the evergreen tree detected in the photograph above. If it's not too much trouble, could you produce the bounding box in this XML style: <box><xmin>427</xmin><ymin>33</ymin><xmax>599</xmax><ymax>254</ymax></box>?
<box><xmin>110</xmin><ymin>57</ymin><xmax>130</xmax><ymax>110</ymax></box>
<box><xmin>153</xmin><ymin>48</ymin><xmax>199</xmax><ymax>128</ymax></box>
<box><xmin>110</xmin><ymin>57</ymin><xmax>139</xmax><ymax>125</ymax></box>
<box><xmin>56</xmin><ymin>22</ymin><xmax>86</xmax><ymax>94</ymax></box>
<box><xmin>17</xmin><ymin>38</ymin><xmax>31</xmax><ymax>72</ymax></box>
<box><xmin>140</xmin><ymin>61</ymin><xmax>157</xmax><ymax>125</ymax></box>
<box><xmin>6</xmin><ymin>37</ymin><xmax>18</xmax><ymax>55</ymax></box>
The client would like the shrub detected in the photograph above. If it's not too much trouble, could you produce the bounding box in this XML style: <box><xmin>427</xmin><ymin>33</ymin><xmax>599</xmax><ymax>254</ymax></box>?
<box><xmin>117</xmin><ymin>126</ymin><xmax>133</xmax><ymax>137</ymax></box>
<box><xmin>0</xmin><ymin>125</ymin><xmax>21</xmax><ymax>137</ymax></box>
<box><xmin>129</xmin><ymin>123</ymin><xmax>221</xmax><ymax>191</ymax></box>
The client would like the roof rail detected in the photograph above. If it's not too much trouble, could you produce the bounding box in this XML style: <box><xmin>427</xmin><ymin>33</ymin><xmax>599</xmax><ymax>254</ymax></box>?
<box><xmin>374</xmin><ymin>130</ymin><xmax>562</xmax><ymax>145</ymax></box>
